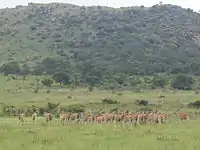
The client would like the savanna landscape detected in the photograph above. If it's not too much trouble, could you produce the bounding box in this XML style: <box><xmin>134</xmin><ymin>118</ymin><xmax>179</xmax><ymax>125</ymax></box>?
<box><xmin>0</xmin><ymin>2</ymin><xmax>200</xmax><ymax>150</ymax></box>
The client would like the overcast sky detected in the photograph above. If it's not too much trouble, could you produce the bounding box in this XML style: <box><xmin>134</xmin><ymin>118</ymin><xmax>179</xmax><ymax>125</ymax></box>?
<box><xmin>0</xmin><ymin>0</ymin><xmax>199</xmax><ymax>11</ymax></box>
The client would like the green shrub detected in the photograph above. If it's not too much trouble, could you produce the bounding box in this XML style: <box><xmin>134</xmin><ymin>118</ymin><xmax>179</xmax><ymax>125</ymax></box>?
<box><xmin>135</xmin><ymin>100</ymin><xmax>149</xmax><ymax>106</ymax></box>
<box><xmin>66</xmin><ymin>104</ymin><xmax>85</xmax><ymax>113</ymax></box>
<box><xmin>101</xmin><ymin>98</ymin><xmax>119</xmax><ymax>104</ymax></box>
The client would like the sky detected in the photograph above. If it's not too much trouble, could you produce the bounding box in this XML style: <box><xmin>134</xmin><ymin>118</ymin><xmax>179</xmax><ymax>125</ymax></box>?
<box><xmin>0</xmin><ymin>0</ymin><xmax>199</xmax><ymax>11</ymax></box>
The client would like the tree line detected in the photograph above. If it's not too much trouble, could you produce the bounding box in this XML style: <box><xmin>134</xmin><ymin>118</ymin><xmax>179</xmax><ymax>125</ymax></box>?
<box><xmin>0</xmin><ymin>60</ymin><xmax>197</xmax><ymax>90</ymax></box>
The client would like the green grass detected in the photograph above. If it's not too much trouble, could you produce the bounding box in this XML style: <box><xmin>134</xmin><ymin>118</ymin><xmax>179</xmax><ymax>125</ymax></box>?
<box><xmin>0</xmin><ymin>75</ymin><xmax>200</xmax><ymax>149</ymax></box>
<box><xmin>0</xmin><ymin>117</ymin><xmax>200</xmax><ymax>150</ymax></box>
<box><xmin>0</xmin><ymin>75</ymin><xmax>199</xmax><ymax>109</ymax></box>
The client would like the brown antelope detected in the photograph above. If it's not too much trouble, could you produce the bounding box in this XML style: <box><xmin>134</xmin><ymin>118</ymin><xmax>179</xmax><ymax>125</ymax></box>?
<box><xmin>83</xmin><ymin>113</ymin><xmax>94</xmax><ymax>124</ymax></box>
<box><xmin>44</xmin><ymin>112</ymin><xmax>53</xmax><ymax>124</ymax></box>
<box><xmin>59</xmin><ymin>111</ymin><xmax>71</xmax><ymax>125</ymax></box>
<box><xmin>96</xmin><ymin>115</ymin><xmax>105</xmax><ymax>124</ymax></box>
<box><xmin>175</xmin><ymin>111</ymin><xmax>190</xmax><ymax>121</ymax></box>
<box><xmin>69</xmin><ymin>113</ymin><xmax>79</xmax><ymax>123</ymax></box>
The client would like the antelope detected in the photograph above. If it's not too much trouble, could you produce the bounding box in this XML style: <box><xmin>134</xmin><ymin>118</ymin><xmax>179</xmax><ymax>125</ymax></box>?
<box><xmin>44</xmin><ymin>112</ymin><xmax>53</xmax><ymax>124</ymax></box>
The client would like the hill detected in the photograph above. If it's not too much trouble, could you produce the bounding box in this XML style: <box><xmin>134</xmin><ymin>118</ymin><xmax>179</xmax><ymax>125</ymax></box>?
<box><xmin>0</xmin><ymin>3</ymin><xmax>200</xmax><ymax>83</ymax></box>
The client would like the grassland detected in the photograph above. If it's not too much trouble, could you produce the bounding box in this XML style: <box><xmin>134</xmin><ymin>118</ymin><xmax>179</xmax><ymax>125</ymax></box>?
<box><xmin>1</xmin><ymin>117</ymin><xmax>200</xmax><ymax>150</ymax></box>
<box><xmin>0</xmin><ymin>75</ymin><xmax>200</xmax><ymax>150</ymax></box>
<box><xmin>0</xmin><ymin>75</ymin><xmax>198</xmax><ymax>108</ymax></box>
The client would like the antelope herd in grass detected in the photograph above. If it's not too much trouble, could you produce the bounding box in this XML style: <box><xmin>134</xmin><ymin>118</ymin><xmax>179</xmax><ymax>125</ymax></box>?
<box><xmin>18</xmin><ymin>110</ymin><xmax>190</xmax><ymax>126</ymax></box>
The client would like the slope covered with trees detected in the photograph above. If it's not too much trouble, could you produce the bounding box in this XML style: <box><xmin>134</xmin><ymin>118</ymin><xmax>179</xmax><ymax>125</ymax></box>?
<box><xmin>0</xmin><ymin>3</ymin><xmax>200</xmax><ymax>85</ymax></box>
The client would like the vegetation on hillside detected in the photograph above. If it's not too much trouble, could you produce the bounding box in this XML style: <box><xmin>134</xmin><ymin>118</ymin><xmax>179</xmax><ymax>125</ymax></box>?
<box><xmin>0</xmin><ymin>3</ymin><xmax>200</xmax><ymax>86</ymax></box>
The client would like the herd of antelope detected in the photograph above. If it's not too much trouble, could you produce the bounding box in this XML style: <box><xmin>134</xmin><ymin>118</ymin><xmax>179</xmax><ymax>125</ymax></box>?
<box><xmin>18</xmin><ymin>110</ymin><xmax>190</xmax><ymax>125</ymax></box>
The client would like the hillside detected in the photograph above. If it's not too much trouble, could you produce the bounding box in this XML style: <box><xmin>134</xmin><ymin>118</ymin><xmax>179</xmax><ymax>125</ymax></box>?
<box><xmin>0</xmin><ymin>3</ymin><xmax>200</xmax><ymax>81</ymax></box>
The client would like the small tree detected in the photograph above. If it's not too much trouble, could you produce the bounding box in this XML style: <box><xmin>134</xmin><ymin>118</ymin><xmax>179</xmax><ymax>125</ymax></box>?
<box><xmin>128</xmin><ymin>76</ymin><xmax>141</xmax><ymax>87</ymax></box>
<box><xmin>46</xmin><ymin>102</ymin><xmax>60</xmax><ymax>113</ymax></box>
<box><xmin>171</xmin><ymin>75</ymin><xmax>194</xmax><ymax>90</ymax></box>
<box><xmin>88</xmin><ymin>85</ymin><xmax>94</xmax><ymax>92</ymax></box>
<box><xmin>113</xmin><ymin>74</ymin><xmax>126</xmax><ymax>86</ymax></box>
<box><xmin>85</xmin><ymin>75</ymin><xmax>102</xmax><ymax>85</ymax></box>
<box><xmin>53</xmin><ymin>72</ymin><xmax>70</xmax><ymax>85</ymax></box>
<box><xmin>143</xmin><ymin>76</ymin><xmax>151</xmax><ymax>84</ymax></box>
<box><xmin>159</xmin><ymin>1</ymin><xmax>163</xmax><ymax>5</ymax></box>
<box><xmin>41</xmin><ymin>78</ymin><xmax>53</xmax><ymax>87</ymax></box>
<box><xmin>0</xmin><ymin>61</ymin><xmax>21</xmax><ymax>75</ymax></box>
<box><xmin>151</xmin><ymin>76</ymin><xmax>168</xmax><ymax>88</ymax></box>
<box><xmin>20</xmin><ymin>64</ymin><xmax>30</xmax><ymax>76</ymax></box>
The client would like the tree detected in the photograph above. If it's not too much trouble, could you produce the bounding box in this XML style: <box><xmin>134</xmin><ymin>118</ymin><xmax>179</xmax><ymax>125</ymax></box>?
<box><xmin>159</xmin><ymin>1</ymin><xmax>163</xmax><ymax>5</ymax></box>
<box><xmin>171</xmin><ymin>75</ymin><xmax>194</xmax><ymax>90</ymax></box>
<box><xmin>128</xmin><ymin>76</ymin><xmax>141</xmax><ymax>86</ymax></box>
<box><xmin>88</xmin><ymin>85</ymin><xmax>94</xmax><ymax>92</ymax></box>
<box><xmin>53</xmin><ymin>72</ymin><xmax>70</xmax><ymax>85</ymax></box>
<box><xmin>151</xmin><ymin>76</ymin><xmax>168</xmax><ymax>88</ymax></box>
<box><xmin>85</xmin><ymin>74</ymin><xmax>102</xmax><ymax>86</ymax></box>
<box><xmin>143</xmin><ymin>76</ymin><xmax>152</xmax><ymax>84</ymax></box>
<box><xmin>113</xmin><ymin>74</ymin><xmax>126</xmax><ymax>86</ymax></box>
<box><xmin>0</xmin><ymin>61</ymin><xmax>21</xmax><ymax>75</ymax></box>
<box><xmin>20</xmin><ymin>64</ymin><xmax>30</xmax><ymax>76</ymax></box>
<box><xmin>46</xmin><ymin>102</ymin><xmax>60</xmax><ymax>113</ymax></box>
<box><xmin>41</xmin><ymin>78</ymin><xmax>54</xmax><ymax>87</ymax></box>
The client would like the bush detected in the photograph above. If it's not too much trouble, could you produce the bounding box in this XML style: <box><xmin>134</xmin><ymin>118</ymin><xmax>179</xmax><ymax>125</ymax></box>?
<box><xmin>46</xmin><ymin>89</ymin><xmax>51</xmax><ymax>93</ymax></box>
<box><xmin>101</xmin><ymin>98</ymin><xmax>119</xmax><ymax>104</ymax></box>
<box><xmin>151</xmin><ymin>76</ymin><xmax>168</xmax><ymax>88</ymax></box>
<box><xmin>117</xmin><ymin>93</ymin><xmax>123</xmax><ymax>96</ymax></box>
<box><xmin>88</xmin><ymin>86</ymin><xmax>94</xmax><ymax>92</ymax></box>
<box><xmin>38</xmin><ymin>107</ymin><xmax>45</xmax><ymax>115</ymax></box>
<box><xmin>128</xmin><ymin>76</ymin><xmax>141</xmax><ymax>86</ymax></box>
<box><xmin>66</xmin><ymin>104</ymin><xmax>85</xmax><ymax>113</ymax></box>
<box><xmin>41</xmin><ymin>78</ymin><xmax>53</xmax><ymax>87</ymax></box>
<box><xmin>0</xmin><ymin>61</ymin><xmax>21</xmax><ymax>75</ymax></box>
<box><xmin>135</xmin><ymin>100</ymin><xmax>149</xmax><ymax>106</ymax></box>
<box><xmin>171</xmin><ymin>75</ymin><xmax>194</xmax><ymax>90</ymax></box>
<box><xmin>53</xmin><ymin>72</ymin><xmax>70</xmax><ymax>85</ymax></box>
<box><xmin>188</xmin><ymin>101</ymin><xmax>200</xmax><ymax>108</ymax></box>
<box><xmin>46</xmin><ymin>102</ymin><xmax>60</xmax><ymax>113</ymax></box>
<box><xmin>67</xmin><ymin>96</ymin><xmax>72</xmax><ymax>99</ymax></box>
<box><xmin>10</xmin><ymin>75</ymin><xmax>17</xmax><ymax>80</ymax></box>
<box><xmin>34</xmin><ymin>88</ymin><xmax>39</xmax><ymax>93</ymax></box>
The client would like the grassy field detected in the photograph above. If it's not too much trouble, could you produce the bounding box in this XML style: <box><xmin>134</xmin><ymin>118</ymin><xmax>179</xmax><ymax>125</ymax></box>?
<box><xmin>0</xmin><ymin>75</ymin><xmax>200</xmax><ymax>149</ymax></box>
<box><xmin>0</xmin><ymin>117</ymin><xmax>200</xmax><ymax>150</ymax></box>
<box><xmin>0</xmin><ymin>75</ymin><xmax>198</xmax><ymax>109</ymax></box>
